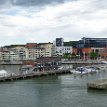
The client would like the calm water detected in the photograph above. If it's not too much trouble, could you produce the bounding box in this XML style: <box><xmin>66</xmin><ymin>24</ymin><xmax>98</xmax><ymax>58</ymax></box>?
<box><xmin>0</xmin><ymin>71</ymin><xmax>107</xmax><ymax>107</ymax></box>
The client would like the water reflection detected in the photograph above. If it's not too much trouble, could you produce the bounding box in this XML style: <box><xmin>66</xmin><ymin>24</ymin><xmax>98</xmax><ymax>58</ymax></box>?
<box><xmin>87</xmin><ymin>89</ymin><xmax>107</xmax><ymax>94</ymax></box>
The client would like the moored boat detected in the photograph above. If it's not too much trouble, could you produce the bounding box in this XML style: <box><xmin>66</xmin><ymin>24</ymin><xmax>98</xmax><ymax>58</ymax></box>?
<box><xmin>70</xmin><ymin>66</ymin><xmax>98</xmax><ymax>75</ymax></box>
<box><xmin>97</xmin><ymin>65</ymin><xmax>107</xmax><ymax>71</ymax></box>
<box><xmin>70</xmin><ymin>67</ymin><xmax>89</xmax><ymax>75</ymax></box>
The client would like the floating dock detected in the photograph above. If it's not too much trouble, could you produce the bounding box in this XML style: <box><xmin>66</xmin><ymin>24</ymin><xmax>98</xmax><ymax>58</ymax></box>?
<box><xmin>0</xmin><ymin>69</ymin><xmax>71</xmax><ymax>82</ymax></box>
<box><xmin>87</xmin><ymin>79</ymin><xmax>107</xmax><ymax>90</ymax></box>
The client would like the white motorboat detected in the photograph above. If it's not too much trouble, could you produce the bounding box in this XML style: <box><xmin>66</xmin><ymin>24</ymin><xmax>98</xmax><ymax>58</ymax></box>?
<box><xmin>85</xmin><ymin>66</ymin><xmax>98</xmax><ymax>73</ymax></box>
<box><xmin>98</xmin><ymin>65</ymin><xmax>107</xmax><ymax>71</ymax></box>
<box><xmin>101</xmin><ymin>61</ymin><xmax>107</xmax><ymax>64</ymax></box>
<box><xmin>70</xmin><ymin>67</ymin><xmax>89</xmax><ymax>75</ymax></box>
<box><xmin>58</xmin><ymin>66</ymin><xmax>64</xmax><ymax>70</ymax></box>
<box><xmin>70</xmin><ymin>66</ymin><xmax>98</xmax><ymax>75</ymax></box>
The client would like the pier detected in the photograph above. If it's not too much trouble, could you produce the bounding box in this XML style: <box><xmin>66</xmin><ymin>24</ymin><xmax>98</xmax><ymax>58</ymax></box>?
<box><xmin>87</xmin><ymin>79</ymin><xmax>107</xmax><ymax>90</ymax></box>
<box><xmin>0</xmin><ymin>69</ymin><xmax>71</xmax><ymax>82</ymax></box>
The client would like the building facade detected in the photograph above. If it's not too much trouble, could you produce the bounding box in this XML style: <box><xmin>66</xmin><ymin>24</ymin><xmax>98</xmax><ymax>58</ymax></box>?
<box><xmin>27</xmin><ymin>43</ymin><xmax>53</xmax><ymax>60</ymax></box>
<box><xmin>0</xmin><ymin>48</ymin><xmax>20</xmax><ymax>60</ymax></box>
<box><xmin>38</xmin><ymin>43</ymin><xmax>53</xmax><ymax>57</ymax></box>
<box><xmin>53</xmin><ymin>38</ymin><xmax>72</xmax><ymax>56</ymax></box>
<box><xmin>55</xmin><ymin>38</ymin><xmax>64</xmax><ymax>47</ymax></box>
<box><xmin>28</xmin><ymin>47</ymin><xmax>45</xmax><ymax>60</ymax></box>
<box><xmin>10</xmin><ymin>45</ymin><xmax>29</xmax><ymax>60</ymax></box>
<box><xmin>73</xmin><ymin>37</ymin><xmax>107</xmax><ymax>59</ymax></box>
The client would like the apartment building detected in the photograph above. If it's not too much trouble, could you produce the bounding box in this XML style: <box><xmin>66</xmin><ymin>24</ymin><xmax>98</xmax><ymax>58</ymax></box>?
<box><xmin>53</xmin><ymin>38</ymin><xmax>72</xmax><ymax>56</ymax></box>
<box><xmin>0</xmin><ymin>48</ymin><xmax>19</xmax><ymax>60</ymax></box>
<box><xmin>38</xmin><ymin>43</ymin><xmax>53</xmax><ymax>57</ymax></box>
<box><xmin>9</xmin><ymin>51</ymin><xmax>20</xmax><ymax>60</ymax></box>
<box><xmin>0</xmin><ymin>43</ymin><xmax>53</xmax><ymax>61</ymax></box>
<box><xmin>6</xmin><ymin>45</ymin><xmax>29</xmax><ymax>60</ymax></box>
<box><xmin>28</xmin><ymin>47</ymin><xmax>45</xmax><ymax>60</ymax></box>
<box><xmin>0</xmin><ymin>39</ymin><xmax>72</xmax><ymax>60</ymax></box>
<box><xmin>26</xmin><ymin>42</ymin><xmax>53</xmax><ymax>60</ymax></box>
<box><xmin>0</xmin><ymin>50</ymin><xmax>10</xmax><ymax>60</ymax></box>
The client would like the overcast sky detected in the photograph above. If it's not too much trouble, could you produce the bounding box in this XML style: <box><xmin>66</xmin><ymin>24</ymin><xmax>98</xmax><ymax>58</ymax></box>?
<box><xmin>0</xmin><ymin>0</ymin><xmax>107</xmax><ymax>46</ymax></box>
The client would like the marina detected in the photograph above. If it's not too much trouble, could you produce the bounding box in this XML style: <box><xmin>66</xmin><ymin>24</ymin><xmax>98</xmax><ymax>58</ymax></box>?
<box><xmin>70</xmin><ymin>66</ymin><xmax>98</xmax><ymax>75</ymax></box>
<box><xmin>0</xmin><ymin>63</ymin><xmax>107</xmax><ymax>83</ymax></box>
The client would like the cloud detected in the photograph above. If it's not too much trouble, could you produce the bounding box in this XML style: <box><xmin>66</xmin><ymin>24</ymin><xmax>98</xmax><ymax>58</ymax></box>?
<box><xmin>0</xmin><ymin>0</ymin><xmax>68</xmax><ymax>6</ymax></box>
<box><xmin>0</xmin><ymin>0</ymin><xmax>107</xmax><ymax>46</ymax></box>
<box><xmin>12</xmin><ymin>0</ymin><xmax>65</xmax><ymax>6</ymax></box>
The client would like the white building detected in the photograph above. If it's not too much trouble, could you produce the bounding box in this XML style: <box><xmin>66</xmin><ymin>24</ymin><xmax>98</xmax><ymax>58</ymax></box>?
<box><xmin>53</xmin><ymin>38</ymin><xmax>72</xmax><ymax>56</ymax></box>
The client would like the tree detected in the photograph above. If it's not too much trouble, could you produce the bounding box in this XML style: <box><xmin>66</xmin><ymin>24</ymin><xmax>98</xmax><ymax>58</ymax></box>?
<box><xmin>63</xmin><ymin>53</ymin><xmax>69</xmax><ymax>58</ymax></box>
<box><xmin>63</xmin><ymin>53</ymin><xmax>79</xmax><ymax>59</ymax></box>
<box><xmin>90</xmin><ymin>51</ymin><xmax>99</xmax><ymax>59</ymax></box>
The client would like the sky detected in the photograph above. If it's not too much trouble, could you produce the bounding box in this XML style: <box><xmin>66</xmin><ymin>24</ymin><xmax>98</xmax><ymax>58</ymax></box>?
<box><xmin>0</xmin><ymin>0</ymin><xmax>107</xmax><ymax>46</ymax></box>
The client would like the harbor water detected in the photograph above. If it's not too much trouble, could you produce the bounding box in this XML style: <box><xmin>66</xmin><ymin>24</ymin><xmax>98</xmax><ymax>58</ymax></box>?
<box><xmin>0</xmin><ymin>69</ymin><xmax>107</xmax><ymax>107</ymax></box>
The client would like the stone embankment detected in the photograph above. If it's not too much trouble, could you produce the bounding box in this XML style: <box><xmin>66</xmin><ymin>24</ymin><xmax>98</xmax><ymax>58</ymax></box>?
<box><xmin>87</xmin><ymin>79</ymin><xmax>107</xmax><ymax>90</ymax></box>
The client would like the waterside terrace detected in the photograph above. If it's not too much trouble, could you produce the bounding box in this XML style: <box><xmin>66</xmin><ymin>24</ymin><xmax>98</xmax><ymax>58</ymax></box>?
<box><xmin>61</xmin><ymin>59</ymin><xmax>103</xmax><ymax>64</ymax></box>
<box><xmin>0</xmin><ymin>60</ymin><xmax>22</xmax><ymax>65</ymax></box>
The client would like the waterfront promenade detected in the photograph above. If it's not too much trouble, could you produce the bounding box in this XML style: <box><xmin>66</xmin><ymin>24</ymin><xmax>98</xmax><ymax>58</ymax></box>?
<box><xmin>61</xmin><ymin>59</ymin><xmax>102</xmax><ymax>64</ymax></box>
<box><xmin>0</xmin><ymin>60</ymin><xmax>22</xmax><ymax>65</ymax></box>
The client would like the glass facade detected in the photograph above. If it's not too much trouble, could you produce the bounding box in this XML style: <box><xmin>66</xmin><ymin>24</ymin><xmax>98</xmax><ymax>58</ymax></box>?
<box><xmin>74</xmin><ymin>37</ymin><xmax>107</xmax><ymax>48</ymax></box>
<box><xmin>56</xmin><ymin>38</ymin><xmax>64</xmax><ymax>47</ymax></box>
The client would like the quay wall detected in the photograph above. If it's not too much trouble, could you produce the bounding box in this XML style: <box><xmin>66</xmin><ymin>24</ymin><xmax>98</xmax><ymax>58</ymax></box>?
<box><xmin>0</xmin><ymin>65</ymin><xmax>22</xmax><ymax>74</ymax></box>
<box><xmin>0</xmin><ymin>61</ymin><xmax>22</xmax><ymax>74</ymax></box>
